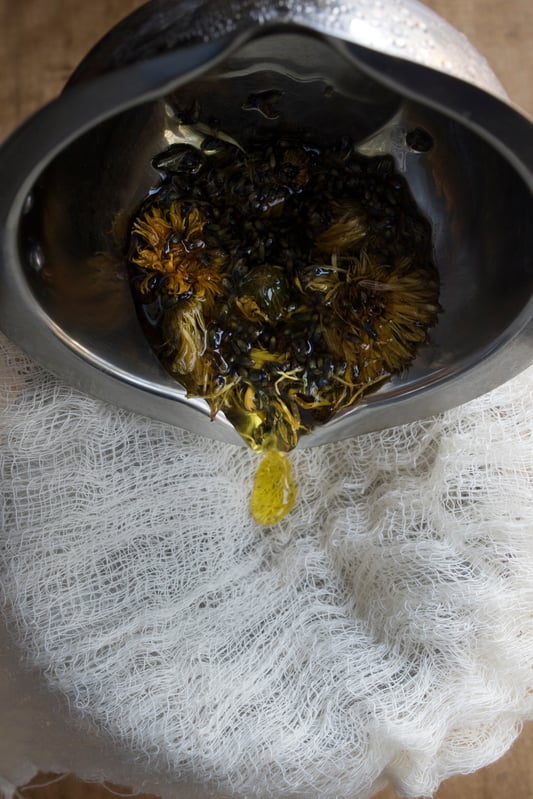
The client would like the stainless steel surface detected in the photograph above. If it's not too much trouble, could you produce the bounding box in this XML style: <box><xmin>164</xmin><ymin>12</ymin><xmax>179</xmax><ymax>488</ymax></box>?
<box><xmin>0</xmin><ymin>0</ymin><xmax>532</xmax><ymax>446</ymax></box>
<box><xmin>66</xmin><ymin>0</ymin><xmax>507</xmax><ymax>98</ymax></box>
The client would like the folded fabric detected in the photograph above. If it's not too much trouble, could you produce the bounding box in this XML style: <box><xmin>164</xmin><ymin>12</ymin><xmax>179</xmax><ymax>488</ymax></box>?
<box><xmin>1</xmin><ymin>332</ymin><xmax>532</xmax><ymax>799</ymax></box>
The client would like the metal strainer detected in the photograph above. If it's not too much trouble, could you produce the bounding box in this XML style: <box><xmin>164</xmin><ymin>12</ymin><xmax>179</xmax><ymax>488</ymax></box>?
<box><xmin>0</xmin><ymin>0</ymin><xmax>531</xmax><ymax>446</ymax></box>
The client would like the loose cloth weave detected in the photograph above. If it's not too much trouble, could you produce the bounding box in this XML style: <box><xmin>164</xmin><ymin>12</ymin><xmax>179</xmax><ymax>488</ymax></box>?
<box><xmin>1</xmin><ymin>331</ymin><xmax>532</xmax><ymax>799</ymax></box>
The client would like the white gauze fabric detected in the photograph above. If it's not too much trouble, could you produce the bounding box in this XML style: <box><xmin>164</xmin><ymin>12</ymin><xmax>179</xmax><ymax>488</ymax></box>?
<box><xmin>1</xmin><ymin>330</ymin><xmax>533</xmax><ymax>799</ymax></box>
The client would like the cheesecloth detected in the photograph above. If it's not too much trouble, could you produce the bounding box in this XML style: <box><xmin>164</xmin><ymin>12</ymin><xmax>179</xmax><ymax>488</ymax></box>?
<box><xmin>1</xmin><ymin>331</ymin><xmax>532</xmax><ymax>799</ymax></box>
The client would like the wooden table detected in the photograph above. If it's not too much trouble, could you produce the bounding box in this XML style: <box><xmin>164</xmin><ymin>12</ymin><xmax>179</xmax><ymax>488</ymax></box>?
<box><xmin>1</xmin><ymin>1</ymin><xmax>532</xmax><ymax>798</ymax></box>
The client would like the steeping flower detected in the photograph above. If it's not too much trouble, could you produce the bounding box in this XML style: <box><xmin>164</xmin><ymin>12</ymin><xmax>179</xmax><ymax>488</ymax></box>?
<box><xmin>131</xmin><ymin>201</ymin><xmax>227</xmax><ymax>303</ymax></box>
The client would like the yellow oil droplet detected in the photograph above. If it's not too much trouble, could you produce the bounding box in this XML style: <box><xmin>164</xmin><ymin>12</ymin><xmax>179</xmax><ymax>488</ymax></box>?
<box><xmin>251</xmin><ymin>451</ymin><xmax>296</xmax><ymax>525</ymax></box>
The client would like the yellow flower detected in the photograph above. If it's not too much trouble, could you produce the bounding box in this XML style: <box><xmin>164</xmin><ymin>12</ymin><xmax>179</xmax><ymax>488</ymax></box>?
<box><xmin>315</xmin><ymin>204</ymin><xmax>368</xmax><ymax>253</ymax></box>
<box><xmin>131</xmin><ymin>201</ymin><xmax>227</xmax><ymax>302</ymax></box>
<box><xmin>132</xmin><ymin>207</ymin><xmax>171</xmax><ymax>249</ymax></box>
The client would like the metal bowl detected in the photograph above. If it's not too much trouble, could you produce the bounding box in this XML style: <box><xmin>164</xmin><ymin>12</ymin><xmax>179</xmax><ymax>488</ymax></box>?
<box><xmin>0</xmin><ymin>0</ymin><xmax>531</xmax><ymax>446</ymax></box>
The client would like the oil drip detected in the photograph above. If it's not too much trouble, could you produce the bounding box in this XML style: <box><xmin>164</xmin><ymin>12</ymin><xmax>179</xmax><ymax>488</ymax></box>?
<box><xmin>250</xmin><ymin>451</ymin><xmax>296</xmax><ymax>525</ymax></box>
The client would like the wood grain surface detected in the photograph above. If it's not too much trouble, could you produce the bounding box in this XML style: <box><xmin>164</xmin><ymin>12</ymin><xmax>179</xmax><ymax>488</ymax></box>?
<box><xmin>1</xmin><ymin>1</ymin><xmax>532</xmax><ymax>798</ymax></box>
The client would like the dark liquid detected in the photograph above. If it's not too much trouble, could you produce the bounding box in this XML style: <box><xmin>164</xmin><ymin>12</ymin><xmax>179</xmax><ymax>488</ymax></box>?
<box><xmin>128</xmin><ymin>131</ymin><xmax>440</xmax><ymax>451</ymax></box>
